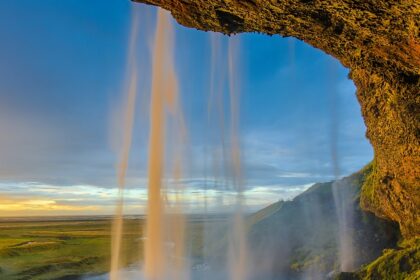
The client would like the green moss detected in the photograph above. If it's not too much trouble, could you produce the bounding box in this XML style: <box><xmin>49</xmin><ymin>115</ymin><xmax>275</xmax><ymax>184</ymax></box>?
<box><xmin>356</xmin><ymin>238</ymin><xmax>420</xmax><ymax>280</ymax></box>
<box><xmin>360</xmin><ymin>161</ymin><xmax>381</xmax><ymax>212</ymax></box>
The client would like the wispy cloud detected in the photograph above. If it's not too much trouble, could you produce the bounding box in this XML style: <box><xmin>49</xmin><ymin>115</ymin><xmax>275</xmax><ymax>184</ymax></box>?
<box><xmin>0</xmin><ymin>180</ymin><xmax>313</xmax><ymax>216</ymax></box>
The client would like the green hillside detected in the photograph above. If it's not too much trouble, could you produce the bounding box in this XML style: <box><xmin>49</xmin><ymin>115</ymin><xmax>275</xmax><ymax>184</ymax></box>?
<box><xmin>243</xmin><ymin>167</ymin><xmax>399</xmax><ymax>279</ymax></box>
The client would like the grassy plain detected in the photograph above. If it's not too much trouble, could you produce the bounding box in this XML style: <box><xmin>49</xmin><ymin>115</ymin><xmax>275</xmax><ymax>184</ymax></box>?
<box><xmin>0</xmin><ymin>217</ymin><xmax>141</xmax><ymax>279</ymax></box>
<box><xmin>0</xmin><ymin>216</ymin><xmax>224</xmax><ymax>280</ymax></box>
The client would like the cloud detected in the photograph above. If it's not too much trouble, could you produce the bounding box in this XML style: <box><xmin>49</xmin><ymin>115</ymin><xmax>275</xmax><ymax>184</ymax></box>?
<box><xmin>0</xmin><ymin>194</ymin><xmax>100</xmax><ymax>216</ymax></box>
<box><xmin>0</xmin><ymin>179</ymin><xmax>314</xmax><ymax>216</ymax></box>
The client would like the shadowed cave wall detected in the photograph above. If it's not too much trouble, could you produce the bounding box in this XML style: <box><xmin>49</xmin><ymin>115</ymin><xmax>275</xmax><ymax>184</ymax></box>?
<box><xmin>133</xmin><ymin>0</ymin><xmax>419</xmax><ymax>238</ymax></box>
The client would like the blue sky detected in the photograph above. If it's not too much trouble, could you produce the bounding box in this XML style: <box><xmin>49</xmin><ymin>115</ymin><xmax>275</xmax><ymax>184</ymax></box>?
<box><xmin>0</xmin><ymin>0</ymin><xmax>372</xmax><ymax>215</ymax></box>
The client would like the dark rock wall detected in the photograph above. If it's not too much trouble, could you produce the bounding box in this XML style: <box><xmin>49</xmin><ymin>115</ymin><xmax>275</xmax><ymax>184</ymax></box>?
<box><xmin>133</xmin><ymin>0</ymin><xmax>420</xmax><ymax>237</ymax></box>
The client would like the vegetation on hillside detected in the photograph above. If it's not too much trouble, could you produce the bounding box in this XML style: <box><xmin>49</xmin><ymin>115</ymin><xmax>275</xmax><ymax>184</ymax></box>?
<box><xmin>338</xmin><ymin>237</ymin><xmax>420</xmax><ymax>280</ymax></box>
<box><xmin>244</xmin><ymin>167</ymin><xmax>399</xmax><ymax>279</ymax></box>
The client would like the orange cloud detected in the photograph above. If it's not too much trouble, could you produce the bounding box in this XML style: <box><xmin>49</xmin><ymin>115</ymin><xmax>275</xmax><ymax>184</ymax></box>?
<box><xmin>0</xmin><ymin>195</ymin><xmax>99</xmax><ymax>216</ymax></box>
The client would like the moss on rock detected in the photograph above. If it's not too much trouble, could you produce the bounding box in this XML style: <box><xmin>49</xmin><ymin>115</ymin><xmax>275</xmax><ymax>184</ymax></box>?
<box><xmin>339</xmin><ymin>237</ymin><xmax>420</xmax><ymax>280</ymax></box>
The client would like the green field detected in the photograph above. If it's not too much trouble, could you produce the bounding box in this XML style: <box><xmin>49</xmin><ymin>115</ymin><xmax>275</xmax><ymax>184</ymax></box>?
<box><xmin>0</xmin><ymin>218</ymin><xmax>119</xmax><ymax>279</ymax></box>
<box><xmin>0</xmin><ymin>216</ymin><xmax>226</xmax><ymax>280</ymax></box>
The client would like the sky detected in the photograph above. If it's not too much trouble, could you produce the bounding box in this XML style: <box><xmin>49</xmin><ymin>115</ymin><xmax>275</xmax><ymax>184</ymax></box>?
<box><xmin>0</xmin><ymin>0</ymin><xmax>373</xmax><ymax>216</ymax></box>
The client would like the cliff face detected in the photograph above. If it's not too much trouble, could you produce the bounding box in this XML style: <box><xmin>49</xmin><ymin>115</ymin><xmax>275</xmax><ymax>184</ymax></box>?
<box><xmin>133</xmin><ymin>0</ymin><xmax>420</xmax><ymax>237</ymax></box>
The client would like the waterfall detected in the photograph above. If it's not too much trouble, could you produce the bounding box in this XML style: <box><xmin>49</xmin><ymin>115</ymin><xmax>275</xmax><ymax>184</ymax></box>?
<box><xmin>328</xmin><ymin>62</ymin><xmax>355</xmax><ymax>273</ymax></box>
<box><xmin>110</xmin><ymin>9</ymin><xmax>140</xmax><ymax>280</ymax></box>
<box><xmin>143</xmin><ymin>9</ymin><xmax>187</xmax><ymax>280</ymax></box>
<box><xmin>227</xmin><ymin>36</ymin><xmax>250</xmax><ymax>280</ymax></box>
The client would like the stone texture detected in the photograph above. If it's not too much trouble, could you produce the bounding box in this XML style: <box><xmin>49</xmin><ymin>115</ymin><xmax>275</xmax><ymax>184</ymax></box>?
<box><xmin>133</xmin><ymin>0</ymin><xmax>419</xmax><ymax>238</ymax></box>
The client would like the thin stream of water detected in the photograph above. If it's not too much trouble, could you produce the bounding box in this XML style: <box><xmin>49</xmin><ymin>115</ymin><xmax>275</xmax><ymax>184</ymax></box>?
<box><xmin>227</xmin><ymin>36</ymin><xmax>250</xmax><ymax>280</ymax></box>
<box><xmin>328</xmin><ymin>61</ymin><xmax>354</xmax><ymax>272</ymax></box>
<box><xmin>144</xmin><ymin>9</ymin><xmax>187</xmax><ymax>280</ymax></box>
<box><xmin>110</xmin><ymin>10</ymin><xmax>140</xmax><ymax>280</ymax></box>
<box><xmin>165</xmin><ymin>17</ymin><xmax>188</xmax><ymax>280</ymax></box>
<box><xmin>143</xmin><ymin>9</ymin><xmax>170</xmax><ymax>279</ymax></box>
